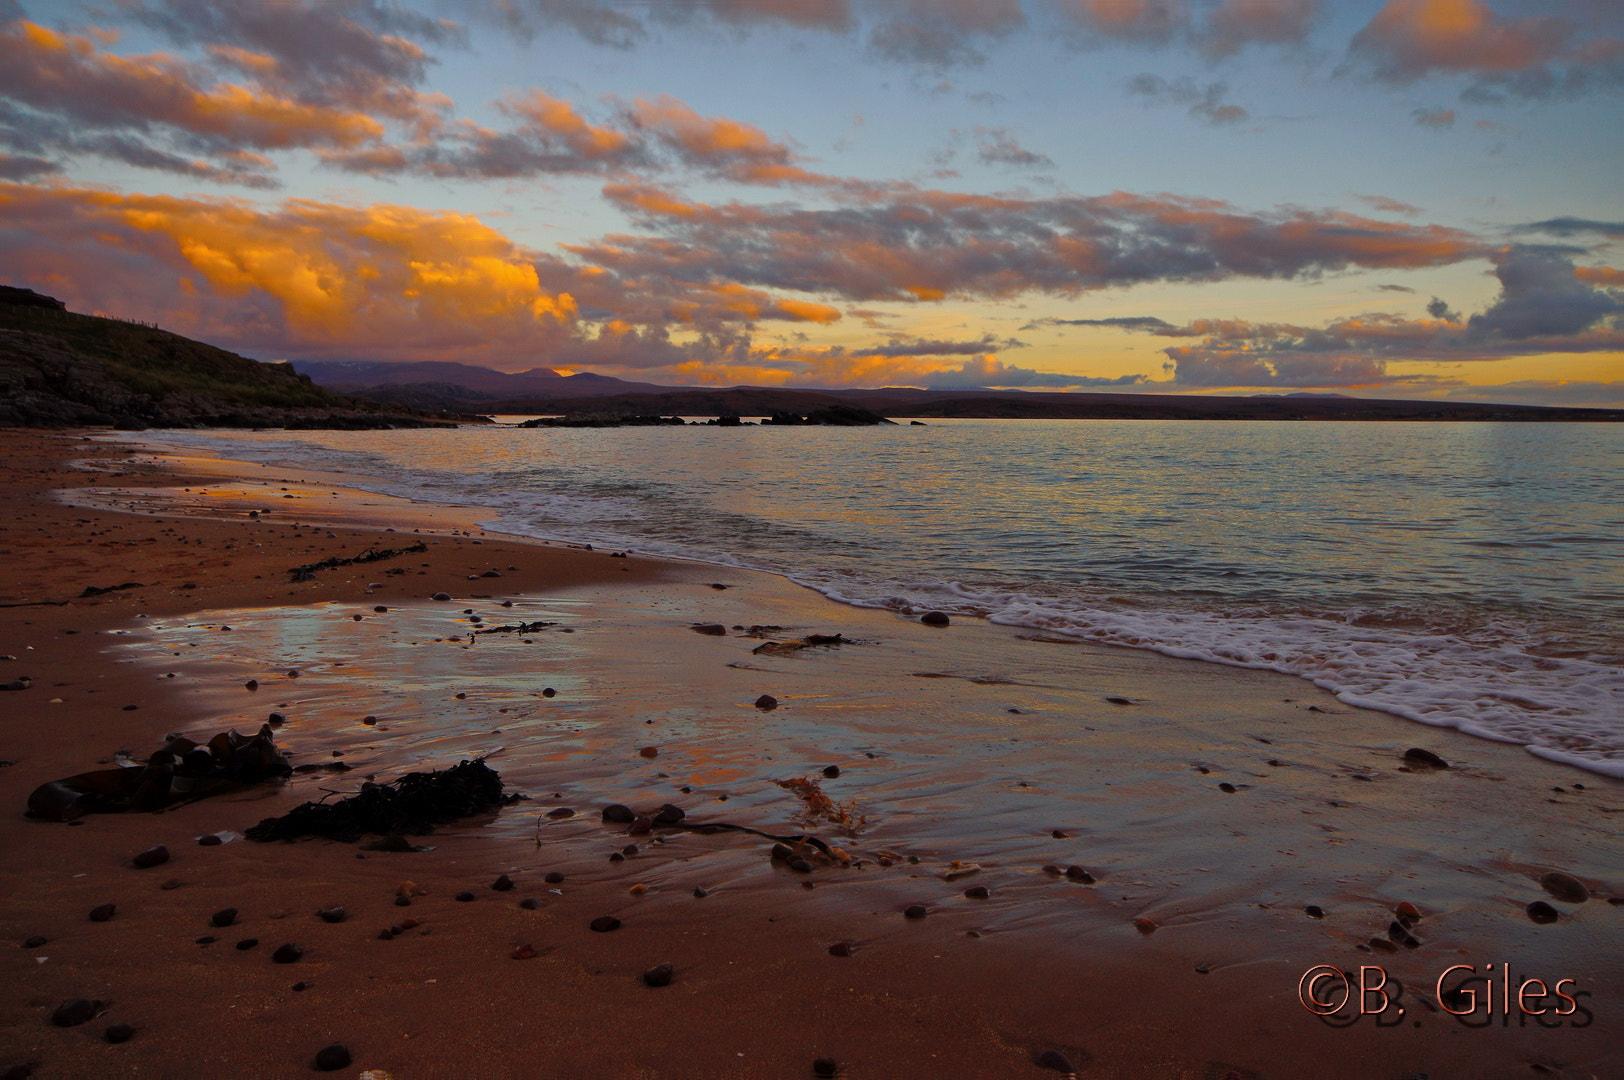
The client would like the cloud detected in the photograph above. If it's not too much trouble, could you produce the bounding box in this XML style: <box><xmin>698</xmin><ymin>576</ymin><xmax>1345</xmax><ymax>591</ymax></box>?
<box><xmin>918</xmin><ymin>355</ymin><xmax>1146</xmax><ymax>388</ymax></box>
<box><xmin>1348</xmin><ymin>0</ymin><xmax>1624</xmax><ymax>100</ymax></box>
<box><xmin>861</xmin><ymin>333</ymin><xmax>1025</xmax><ymax>356</ymax></box>
<box><xmin>1025</xmin><ymin>315</ymin><xmax>1177</xmax><ymax>330</ymax></box>
<box><xmin>1126</xmin><ymin>74</ymin><xmax>1249</xmax><ymax>125</ymax></box>
<box><xmin>0</xmin><ymin>149</ymin><xmax>59</xmax><ymax>178</ymax></box>
<box><xmin>1411</xmin><ymin>106</ymin><xmax>1455</xmax><ymax>127</ymax></box>
<box><xmin>1376</xmin><ymin>283</ymin><xmax>1416</xmax><ymax>292</ymax></box>
<box><xmin>1200</xmin><ymin>0</ymin><xmax>1319</xmax><ymax>57</ymax></box>
<box><xmin>1514</xmin><ymin>216</ymin><xmax>1624</xmax><ymax>238</ymax></box>
<box><xmin>1157</xmin><ymin>246</ymin><xmax>1624</xmax><ymax>387</ymax></box>
<box><xmin>972</xmin><ymin>126</ymin><xmax>1053</xmax><ymax>168</ymax></box>
<box><xmin>1356</xmin><ymin>194</ymin><xmax>1422</xmax><ymax>215</ymax></box>
<box><xmin>587</xmin><ymin>182</ymin><xmax>1487</xmax><ymax>303</ymax></box>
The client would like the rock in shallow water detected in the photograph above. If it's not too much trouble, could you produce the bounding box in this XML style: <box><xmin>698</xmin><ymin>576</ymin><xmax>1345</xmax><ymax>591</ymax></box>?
<box><xmin>1540</xmin><ymin>871</ymin><xmax>1589</xmax><ymax>904</ymax></box>
<box><xmin>601</xmin><ymin>804</ymin><xmax>635</xmax><ymax>824</ymax></box>
<box><xmin>1526</xmin><ymin>901</ymin><xmax>1560</xmax><ymax>924</ymax></box>
<box><xmin>920</xmin><ymin>611</ymin><xmax>950</xmax><ymax>626</ymax></box>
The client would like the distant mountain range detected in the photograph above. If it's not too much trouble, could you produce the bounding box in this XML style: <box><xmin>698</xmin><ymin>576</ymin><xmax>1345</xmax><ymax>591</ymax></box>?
<box><xmin>291</xmin><ymin>357</ymin><xmax>1621</xmax><ymax>423</ymax></box>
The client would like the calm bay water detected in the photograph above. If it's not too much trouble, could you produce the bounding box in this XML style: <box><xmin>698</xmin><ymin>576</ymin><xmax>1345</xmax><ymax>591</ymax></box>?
<box><xmin>136</xmin><ymin>419</ymin><xmax>1623</xmax><ymax>775</ymax></box>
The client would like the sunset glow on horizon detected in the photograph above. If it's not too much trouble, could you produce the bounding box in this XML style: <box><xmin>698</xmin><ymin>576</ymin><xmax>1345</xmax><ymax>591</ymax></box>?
<box><xmin>1</xmin><ymin>0</ymin><xmax>1619</xmax><ymax>406</ymax></box>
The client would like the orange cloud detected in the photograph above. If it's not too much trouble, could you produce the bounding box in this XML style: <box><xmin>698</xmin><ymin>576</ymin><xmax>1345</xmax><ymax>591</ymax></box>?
<box><xmin>506</xmin><ymin>91</ymin><xmax>632</xmax><ymax>158</ymax></box>
<box><xmin>1576</xmin><ymin>266</ymin><xmax>1624</xmax><ymax>287</ymax></box>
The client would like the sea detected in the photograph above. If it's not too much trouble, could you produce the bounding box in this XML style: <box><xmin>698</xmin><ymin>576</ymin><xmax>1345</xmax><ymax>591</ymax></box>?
<box><xmin>128</xmin><ymin>418</ymin><xmax>1623</xmax><ymax>777</ymax></box>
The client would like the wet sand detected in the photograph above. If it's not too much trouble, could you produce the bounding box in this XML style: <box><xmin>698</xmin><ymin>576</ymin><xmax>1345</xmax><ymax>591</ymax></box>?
<box><xmin>0</xmin><ymin>428</ymin><xmax>1618</xmax><ymax>1079</ymax></box>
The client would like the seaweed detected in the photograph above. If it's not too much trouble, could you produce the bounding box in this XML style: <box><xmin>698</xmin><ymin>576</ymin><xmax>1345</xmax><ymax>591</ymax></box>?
<box><xmin>775</xmin><ymin>776</ymin><xmax>866</xmax><ymax>837</ymax></box>
<box><xmin>287</xmin><ymin>542</ymin><xmax>428</xmax><ymax>582</ymax></box>
<box><xmin>245</xmin><ymin>759</ymin><xmax>520</xmax><ymax>843</ymax></box>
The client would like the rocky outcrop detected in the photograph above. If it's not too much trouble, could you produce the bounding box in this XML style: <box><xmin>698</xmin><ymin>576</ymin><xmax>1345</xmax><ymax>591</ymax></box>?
<box><xmin>762</xmin><ymin>404</ymin><xmax>896</xmax><ymax>426</ymax></box>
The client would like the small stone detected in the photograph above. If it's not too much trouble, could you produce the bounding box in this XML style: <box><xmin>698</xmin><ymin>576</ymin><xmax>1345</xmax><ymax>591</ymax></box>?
<box><xmin>1105</xmin><ymin>696</ymin><xmax>1133</xmax><ymax>705</ymax></box>
<box><xmin>609</xmin><ymin>852</ymin><xmax>625</xmax><ymax>863</ymax></box>
<box><xmin>789</xmin><ymin>859</ymin><xmax>813</xmax><ymax>873</ymax></box>
<box><xmin>642</xmin><ymin>962</ymin><xmax>674</xmax><ymax>987</ymax></box>
<box><xmin>601</xmin><ymin>804</ymin><xmax>636</xmax><ymax>823</ymax></box>
<box><xmin>589</xmin><ymin>916</ymin><xmax>621</xmax><ymax>932</ymax></box>
<box><xmin>1034</xmin><ymin>1049</ymin><xmax>1075</xmax><ymax>1073</ymax></box>
<box><xmin>754</xmin><ymin>694</ymin><xmax>778</xmax><ymax>710</ymax></box>
<box><xmin>1217</xmin><ymin>782</ymin><xmax>1237</xmax><ymax>793</ymax></box>
<box><xmin>1051</xmin><ymin>829</ymin><xmax>1068</xmax><ymax>839</ymax></box>
<box><xmin>313</xmin><ymin>1044</ymin><xmax>351</xmax><ymax>1072</ymax></box>
<box><xmin>131</xmin><ymin>844</ymin><xmax>170</xmax><ymax>869</ymax></box>
<box><xmin>1367</xmin><ymin>936</ymin><xmax>1398</xmax><ymax>953</ymax></box>
<box><xmin>317</xmin><ymin>907</ymin><xmax>346</xmax><ymax>923</ymax></box>
<box><xmin>1526</xmin><ymin>900</ymin><xmax>1560</xmax><ymax>924</ymax></box>
<box><xmin>920</xmin><ymin>611</ymin><xmax>950</xmax><ymax>626</ymax></box>
<box><xmin>653</xmin><ymin>804</ymin><xmax>685</xmax><ymax>825</ymax></box>
<box><xmin>546</xmin><ymin>807</ymin><xmax>575</xmax><ymax>819</ymax></box>
<box><xmin>23</xmin><ymin>936</ymin><xmax>47</xmax><ymax>948</ymax></box>
<box><xmin>822</xmin><ymin>765</ymin><xmax>841</xmax><ymax>778</ymax></box>
<box><xmin>828</xmin><ymin>941</ymin><xmax>855</xmax><ymax>957</ymax></box>
<box><xmin>235</xmin><ymin>938</ymin><xmax>259</xmax><ymax>951</ymax></box>
<box><xmin>160</xmin><ymin>879</ymin><xmax>181</xmax><ymax>891</ymax></box>
<box><xmin>1041</xmin><ymin>864</ymin><xmax>1062</xmax><ymax>877</ymax></box>
<box><xmin>1395</xmin><ymin>901</ymin><xmax>1421</xmax><ymax>922</ymax></box>
<box><xmin>1304</xmin><ymin>905</ymin><xmax>1325</xmax><ymax>919</ymax></box>
<box><xmin>374</xmin><ymin>606</ymin><xmax>388</xmax><ymax>613</ymax></box>
<box><xmin>628</xmin><ymin>816</ymin><xmax>654</xmax><ymax>836</ymax></box>
<box><xmin>519</xmin><ymin>898</ymin><xmax>541</xmax><ymax>910</ymax></box>
<box><xmin>692</xmin><ymin>887</ymin><xmax>709</xmax><ymax>898</ymax></box>
<box><xmin>88</xmin><ymin>903</ymin><xmax>116</xmax><ymax>922</ymax></box>
<box><xmin>813</xmin><ymin>1058</ymin><xmax>839</xmax><ymax>1078</ymax></box>
<box><xmin>271</xmin><ymin>943</ymin><xmax>303</xmax><ymax>963</ymax></box>
<box><xmin>1540</xmin><ymin>872</ymin><xmax>1589</xmax><ymax>904</ymax></box>
<box><xmin>691</xmin><ymin>623</ymin><xmax>727</xmax><ymax>635</ymax></box>
<box><xmin>544</xmin><ymin>871</ymin><xmax>565</xmax><ymax>884</ymax></box>
<box><xmin>964</xmin><ymin>885</ymin><xmax>991</xmax><ymax>899</ymax></box>
<box><xmin>431</xmin><ymin>592</ymin><xmax>452</xmax><ymax>601</ymax></box>
<box><xmin>291</xmin><ymin>982</ymin><xmax>308</xmax><ymax>992</ymax></box>
<box><xmin>394</xmin><ymin>896</ymin><xmax>411</xmax><ymax>907</ymax></box>
<box><xmin>211</xmin><ymin>908</ymin><xmax>237</xmax><ymax>928</ymax></box>
<box><xmin>268</xmin><ymin>712</ymin><xmax>286</xmax><ymax>726</ymax></box>
<box><xmin>362</xmin><ymin>716</ymin><xmax>377</xmax><ymax>726</ymax></box>
<box><xmin>1065</xmin><ymin>865</ymin><xmax>1094</xmax><ymax>884</ymax></box>
<box><xmin>542</xmin><ymin>687</ymin><xmax>556</xmax><ymax>697</ymax></box>
<box><xmin>104</xmin><ymin>1021</ymin><xmax>134</xmax><ymax>1044</ymax></box>
<box><xmin>638</xmin><ymin>746</ymin><xmax>659</xmax><ymax>759</ymax></box>
<box><xmin>244</xmin><ymin>680</ymin><xmax>258</xmax><ymax>691</ymax></box>
<box><xmin>629</xmin><ymin>883</ymin><xmax>648</xmax><ymax>896</ymax></box>
<box><xmin>1132</xmin><ymin>917</ymin><xmax>1157</xmax><ymax>935</ymax></box>
<box><xmin>1402</xmin><ymin>747</ymin><xmax>1448</xmax><ymax>768</ymax></box>
<box><xmin>903</xmin><ymin>905</ymin><xmax>928</xmax><ymax>920</ymax></box>
<box><xmin>454</xmin><ymin>892</ymin><xmax>476</xmax><ymax>902</ymax></box>
<box><xmin>51</xmin><ymin>999</ymin><xmax>99</xmax><ymax>1027</ymax></box>
<box><xmin>511</xmin><ymin>943</ymin><xmax>536</xmax><ymax>960</ymax></box>
<box><xmin>492</xmin><ymin>874</ymin><xmax>515</xmax><ymax>891</ymax></box>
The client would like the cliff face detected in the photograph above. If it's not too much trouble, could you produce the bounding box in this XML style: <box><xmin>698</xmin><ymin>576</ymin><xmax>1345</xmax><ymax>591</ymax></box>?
<box><xmin>0</xmin><ymin>291</ymin><xmax>456</xmax><ymax>429</ymax></box>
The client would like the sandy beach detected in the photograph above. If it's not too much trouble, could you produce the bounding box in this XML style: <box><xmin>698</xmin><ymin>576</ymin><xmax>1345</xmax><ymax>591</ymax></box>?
<box><xmin>1</xmin><ymin>428</ymin><xmax>1618</xmax><ymax>1080</ymax></box>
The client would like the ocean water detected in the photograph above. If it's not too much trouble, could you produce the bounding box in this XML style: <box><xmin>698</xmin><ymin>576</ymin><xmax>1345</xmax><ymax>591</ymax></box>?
<box><xmin>130</xmin><ymin>419</ymin><xmax>1623</xmax><ymax>776</ymax></box>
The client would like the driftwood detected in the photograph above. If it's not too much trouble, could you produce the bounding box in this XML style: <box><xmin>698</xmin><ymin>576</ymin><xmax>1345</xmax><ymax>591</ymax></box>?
<box><xmin>27</xmin><ymin>725</ymin><xmax>291</xmax><ymax>822</ymax></box>
<box><xmin>246</xmin><ymin>759</ymin><xmax>519</xmax><ymax>843</ymax></box>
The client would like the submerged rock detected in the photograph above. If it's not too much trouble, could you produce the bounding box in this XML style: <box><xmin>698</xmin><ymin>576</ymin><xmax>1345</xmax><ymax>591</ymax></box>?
<box><xmin>1540</xmin><ymin>872</ymin><xmax>1589</xmax><ymax>904</ymax></box>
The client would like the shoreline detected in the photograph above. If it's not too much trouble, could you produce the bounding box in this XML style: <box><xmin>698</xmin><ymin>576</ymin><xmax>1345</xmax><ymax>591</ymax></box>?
<box><xmin>1</xmin><ymin>428</ymin><xmax>1619</xmax><ymax>1079</ymax></box>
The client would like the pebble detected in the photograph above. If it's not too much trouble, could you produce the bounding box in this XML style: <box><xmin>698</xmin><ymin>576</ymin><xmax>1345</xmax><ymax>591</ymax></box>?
<box><xmin>1304</xmin><ymin>905</ymin><xmax>1325</xmax><ymax>919</ymax></box>
<box><xmin>160</xmin><ymin>879</ymin><xmax>181</xmax><ymax>891</ymax></box>
<box><xmin>235</xmin><ymin>938</ymin><xmax>259</xmax><ymax>951</ymax></box>
<box><xmin>1402</xmin><ymin>747</ymin><xmax>1448</xmax><ymax>769</ymax></box>
<box><xmin>511</xmin><ymin>944</ymin><xmax>536</xmax><ymax>960</ymax></box>
<box><xmin>653</xmin><ymin>804</ymin><xmax>685</xmax><ymax>825</ymax></box>
<box><xmin>629</xmin><ymin>883</ymin><xmax>648</xmax><ymax>896</ymax></box>
<box><xmin>964</xmin><ymin>885</ymin><xmax>991</xmax><ymax>899</ymax></box>
<box><xmin>789</xmin><ymin>859</ymin><xmax>813</xmax><ymax>874</ymax></box>
<box><xmin>492</xmin><ymin>874</ymin><xmax>515</xmax><ymax>891</ymax></box>
<box><xmin>920</xmin><ymin>611</ymin><xmax>950</xmax><ymax>626</ymax></box>
<box><xmin>1034</xmin><ymin>1049</ymin><xmax>1075</xmax><ymax>1073</ymax></box>
<box><xmin>244</xmin><ymin>680</ymin><xmax>257</xmax><ymax>691</ymax></box>
<box><xmin>374</xmin><ymin>606</ymin><xmax>388</xmax><ymax>613</ymax></box>
<box><xmin>1526</xmin><ymin>901</ymin><xmax>1560</xmax><ymax>924</ymax></box>
<box><xmin>813</xmin><ymin>1058</ymin><xmax>839</xmax><ymax>1078</ymax></box>
<box><xmin>828</xmin><ymin>942</ymin><xmax>854</xmax><ymax>957</ymax></box>
<box><xmin>638</xmin><ymin>746</ymin><xmax>659</xmax><ymax>759</ymax></box>
<box><xmin>454</xmin><ymin>892</ymin><xmax>476</xmax><ymax>902</ymax></box>
<box><xmin>692</xmin><ymin>887</ymin><xmax>709</xmax><ymax>899</ymax></box>
<box><xmin>1105</xmin><ymin>696</ymin><xmax>1133</xmax><ymax>705</ymax></box>
<box><xmin>601</xmin><ymin>804</ymin><xmax>636</xmax><ymax>823</ymax></box>
<box><xmin>609</xmin><ymin>853</ymin><xmax>625</xmax><ymax>863</ymax></box>
<box><xmin>317</xmin><ymin>907</ymin><xmax>347</xmax><ymax>924</ymax></box>
<box><xmin>195</xmin><ymin>936</ymin><xmax>216</xmax><ymax>945</ymax></box>
<box><xmin>50</xmin><ymin>999</ymin><xmax>98</xmax><ymax>1027</ymax></box>
<box><xmin>1041</xmin><ymin>864</ymin><xmax>1062</xmax><ymax>877</ymax></box>
<box><xmin>754</xmin><ymin>694</ymin><xmax>778</xmax><ymax>710</ymax></box>
<box><xmin>23</xmin><ymin>936</ymin><xmax>47</xmax><ymax>948</ymax></box>
<box><xmin>431</xmin><ymin>592</ymin><xmax>452</xmax><ymax>602</ymax></box>
<box><xmin>1050</xmin><ymin>829</ymin><xmax>1068</xmax><ymax>839</ymax></box>
<box><xmin>1540</xmin><ymin>872</ymin><xmax>1589</xmax><ymax>904</ymax></box>
<box><xmin>642</xmin><ymin>962</ymin><xmax>674</xmax><ymax>987</ymax></box>
<box><xmin>546</xmin><ymin>807</ymin><xmax>575</xmax><ymax>819</ymax></box>
<box><xmin>1367</xmin><ymin>937</ymin><xmax>1398</xmax><ymax>953</ymax></box>
<box><xmin>589</xmin><ymin>916</ymin><xmax>621</xmax><ymax>932</ymax></box>
<box><xmin>1217</xmin><ymin>782</ymin><xmax>1237</xmax><ymax>793</ymax></box>
<box><xmin>691</xmin><ymin>624</ymin><xmax>727</xmax><ymax>635</ymax></box>
<box><xmin>88</xmin><ymin>904</ymin><xmax>116</xmax><ymax>922</ymax></box>
<box><xmin>313</xmin><ymin>1044</ymin><xmax>352</xmax><ymax>1072</ymax></box>
<box><xmin>544</xmin><ymin>872</ymin><xmax>565</xmax><ymax>884</ymax></box>
<box><xmin>628</xmin><ymin>816</ymin><xmax>654</xmax><ymax>836</ymax></box>
<box><xmin>903</xmin><ymin>905</ymin><xmax>928</xmax><ymax>920</ymax></box>
<box><xmin>1065</xmin><ymin>866</ymin><xmax>1094</xmax><ymax>884</ymax></box>
<box><xmin>519</xmin><ymin>898</ymin><xmax>542</xmax><ymax>910</ymax></box>
<box><xmin>394</xmin><ymin>896</ymin><xmax>411</xmax><ymax>907</ymax></box>
<box><xmin>271</xmin><ymin>943</ymin><xmax>303</xmax><ymax>963</ymax></box>
<box><xmin>542</xmin><ymin>687</ymin><xmax>556</xmax><ymax>697</ymax></box>
<box><xmin>822</xmin><ymin>765</ymin><xmax>841</xmax><ymax>778</ymax></box>
<box><xmin>131</xmin><ymin>845</ymin><xmax>170</xmax><ymax>869</ymax></box>
<box><xmin>104</xmin><ymin>1021</ymin><xmax>134</xmax><ymax>1044</ymax></box>
<box><xmin>1395</xmin><ymin>901</ymin><xmax>1421</xmax><ymax>921</ymax></box>
<box><xmin>1132</xmin><ymin>917</ymin><xmax>1157</xmax><ymax>935</ymax></box>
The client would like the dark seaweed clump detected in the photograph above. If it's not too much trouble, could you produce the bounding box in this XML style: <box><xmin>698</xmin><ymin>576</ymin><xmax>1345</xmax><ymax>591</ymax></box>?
<box><xmin>246</xmin><ymin>759</ymin><xmax>519</xmax><ymax>843</ymax></box>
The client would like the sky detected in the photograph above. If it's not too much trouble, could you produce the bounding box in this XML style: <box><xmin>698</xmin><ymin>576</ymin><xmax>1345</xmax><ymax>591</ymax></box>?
<box><xmin>1</xmin><ymin>0</ymin><xmax>1620</xmax><ymax>407</ymax></box>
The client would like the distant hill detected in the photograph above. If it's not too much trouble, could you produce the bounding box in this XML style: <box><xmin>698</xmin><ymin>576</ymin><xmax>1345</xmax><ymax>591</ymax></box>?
<box><xmin>0</xmin><ymin>288</ymin><xmax>460</xmax><ymax>429</ymax></box>
<box><xmin>295</xmin><ymin>359</ymin><xmax>672</xmax><ymax>403</ymax></box>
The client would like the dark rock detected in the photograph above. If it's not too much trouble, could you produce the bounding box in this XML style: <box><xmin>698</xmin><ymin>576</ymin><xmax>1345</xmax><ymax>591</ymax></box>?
<box><xmin>642</xmin><ymin>962</ymin><xmax>674</xmax><ymax>987</ymax></box>
<box><xmin>1540</xmin><ymin>871</ymin><xmax>1589</xmax><ymax>904</ymax></box>
<box><xmin>454</xmin><ymin>892</ymin><xmax>475</xmax><ymax>902</ymax></box>
<box><xmin>131</xmin><ymin>844</ymin><xmax>170</xmax><ymax>869</ymax></box>
<box><xmin>195</xmin><ymin>936</ymin><xmax>216</xmax><ymax>945</ymax></box>
<box><xmin>1218</xmin><ymin>782</ymin><xmax>1237</xmax><ymax>793</ymax></box>
<box><xmin>313</xmin><ymin>1044</ymin><xmax>351</xmax><ymax>1072</ymax></box>
<box><xmin>211</xmin><ymin>908</ymin><xmax>238</xmax><ymax>928</ymax></box>
<box><xmin>601</xmin><ymin>804</ymin><xmax>636</xmax><ymax>823</ymax></box>
<box><xmin>1034</xmin><ymin>1049</ymin><xmax>1076</xmax><ymax>1073</ymax></box>
<box><xmin>789</xmin><ymin>859</ymin><xmax>813</xmax><ymax>873</ymax></box>
<box><xmin>754</xmin><ymin>694</ymin><xmax>778</xmax><ymax>710</ymax></box>
<box><xmin>492</xmin><ymin>874</ymin><xmax>515</xmax><ymax>891</ymax></box>
<box><xmin>1526</xmin><ymin>901</ymin><xmax>1560</xmax><ymax>924</ymax></box>
<box><xmin>919</xmin><ymin>611</ymin><xmax>950</xmax><ymax>626</ymax></box>
<box><xmin>692</xmin><ymin>887</ymin><xmax>709</xmax><ymax>898</ymax></box>
<box><xmin>3</xmin><ymin>1066</ymin><xmax>30</xmax><ymax>1080</ymax></box>
<box><xmin>903</xmin><ymin>905</ymin><xmax>928</xmax><ymax>920</ymax></box>
<box><xmin>271</xmin><ymin>943</ymin><xmax>303</xmax><ymax>963</ymax></box>
<box><xmin>964</xmin><ymin>885</ymin><xmax>991</xmax><ymax>899</ymax></box>
<box><xmin>235</xmin><ymin>938</ymin><xmax>259</xmax><ymax>951</ymax></box>
<box><xmin>609</xmin><ymin>853</ymin><xmax>625</xmax><ymax>863</ymax></box>
<box><xmin>589</xmin><ymin>916</ymin><xmax>621</xmax><ymax>932</ymax></box>
<box><xmin>822</xmin><ymin>765</ymin><xmax>841</xmax><ymax>779</ymax></box>
<box><xmin>1304</xmin><ymin>905</ymin><xmax>1325</xmax><ymax>919</ymax></box>
<box><xmin>1402</xmin><ymin>747</ymin><xmax>1448</xmax><ymax>769</ymax></box>
<box><xmin>628</xmin><ymin>816</ymin><xmax>654</xmax><ymax>836</ymax></box>
<box><xmin>160</xmin><ymin>879</ymin><xmax>181</xmax><ymax>891</ymax></box>
<box><xmin>23</xmin><ymin>936</ymin><xmax>47</xmax><ymax>948</ymax></box>
<box><xmin>544</xmin><ymin>871</ymin><xmax>565</xmax><ymax>884</ymax></box>
<box><xmin>542</xmin><ymin>687</ymin><xmax>556</xmax><ymax>697</ymax></box>
<box><xmin>828</xmin><ymin>942</ymin><xmax>855</xmax><ymax>957</ymax></box>
<box><xmin>104</xmin><ymin>1021</ymin><xmax>134</xmax><ymax>1044</ymax></box>
<box><xmin>51</xmin><ymin>999</ymin><xmax>99</xmax><ymax>1027</ymax></box>
<box><xmin>394</xmin><ymin>896</ymin><xmax>411</xmax><ymax>907</ymax></box>
<box><xmin>653</xmin><ymin>803</ymin><xmax>685</xmax><ymax>825</ymax></box>
<box><xmin>1041</xmin><ymin>865</ymin><xmax>1062</xmax><ymax>877</ymax></box>
<box><xmin>197</xmin><ymin>834</ymin><xmax>224</xmax><ymax>846</ymax></box>
<box><xmin>691</xmin><ymin>623</ymin><xmax>727</xmax><ymax>636</ymax></box>
<box><xmin>316</xmin><ymin>907</ymin><xmax>346</xmax><ymax>923</ymax></box>
<box><xmin>88</xmin><ymin>903</ymin><xmax>115</xmax><ymax>922</ymax></box>
<box><xmin>546</xmin><ymin>807</ymin><xmax>574</xmax><ymax>819</ymax></box>
<box><xmin>813</xmin><ymin>1058</ymin><xmax>839</xmax><ymax>1078</ymax></box>
<box><xmin>431</xmin><ymin>592</ymin><xmax>452</xmax><ymax>602</ymax></box>
<box><xmin>1065</xmin><ymin>866</ymin><xmax>1094</xmax><ymax>884</ymax></box>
